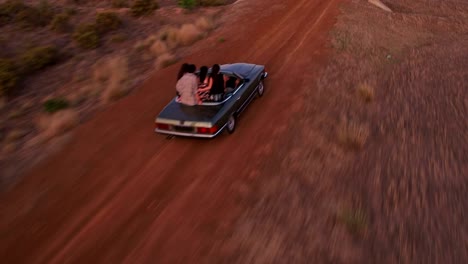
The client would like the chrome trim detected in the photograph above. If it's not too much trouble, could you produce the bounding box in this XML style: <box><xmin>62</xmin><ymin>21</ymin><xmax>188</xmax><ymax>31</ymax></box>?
<box><xmin>155</xmin><ymin>117</ymin><xmax>212</xmax><ymax>127</ymax></box>
<box><xmin>155</xmin><ymin>123</ymin><xmax>227</xmax><ymax>138</ymax></box>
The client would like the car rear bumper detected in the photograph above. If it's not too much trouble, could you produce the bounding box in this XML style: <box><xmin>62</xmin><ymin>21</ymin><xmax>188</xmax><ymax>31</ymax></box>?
<box><xmin>155</xmin><ymin>124</ymin><xmax>226</xmax><ymax>138</ymax></box>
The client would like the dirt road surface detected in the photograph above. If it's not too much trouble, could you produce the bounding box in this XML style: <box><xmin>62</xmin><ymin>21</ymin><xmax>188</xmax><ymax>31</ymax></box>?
<box><xmin>0</xmin><ymin>0</ymin><xmax>341</xmax><ymax>263</ymax></box>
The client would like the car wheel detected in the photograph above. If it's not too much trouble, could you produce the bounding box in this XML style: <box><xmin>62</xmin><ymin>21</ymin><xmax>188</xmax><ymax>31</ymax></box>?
<box><xmin>257</xmin><ymin>81</ymin><xmax>265</xmax><ymax>97</ymax></box>
<box><xmin>226</xmin><ymin>115</ymin><xmax>236</xmax><ymax>134</ymax></box>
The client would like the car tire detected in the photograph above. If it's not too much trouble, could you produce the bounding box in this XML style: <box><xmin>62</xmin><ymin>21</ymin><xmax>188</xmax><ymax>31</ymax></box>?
<box><xmin>226</xmin><ymin>115</ymin><xmax>236</xmax><ymax>134</ymax></box>
<box><xmin>257</xmin><ymin>81</ymin><xmax>265</xmax><ymax>97</ymax></box>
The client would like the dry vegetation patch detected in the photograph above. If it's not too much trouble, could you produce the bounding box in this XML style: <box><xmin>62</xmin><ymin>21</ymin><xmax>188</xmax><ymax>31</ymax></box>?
<box><xmin>35</xmin><ymin>109</ymin><xmax>79</xmax><ymax>142</ymax></box>
<box><xmin>154</xmin><ymin>52</ymin><xmax>178</xmax><ymax>70</ymax></box>
<box><xmin>0</xmin><ymin>0</ymin><xmax>227</xmax><ymax>193</ymax></box>
<box><xmin>93</xmin><ymin>55</ymin><xmax>130</xmax><ymax>102</ymax></box>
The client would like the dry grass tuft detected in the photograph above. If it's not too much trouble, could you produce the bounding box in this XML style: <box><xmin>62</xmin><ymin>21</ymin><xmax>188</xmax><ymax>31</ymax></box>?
<box><xmin>338</xmin><ymin>119</ymin><xmax>369</xmax><ymax>150</ymax></box>
<box><xmin>36</xmin><ymin>109</ymin><xmax>79</xmax><ymax>141</ymax></box>
<box><xmin>154</xmin><ymin>53</ymin><xmax>178</xmax><ymax>70</ymax></box>
<box><xmin>195</xmin><ymin>16</ymin><xmax>215</xmax><ymax>31</ymax></box>
<box><xmin>150</xmin><ymin>40</ymin><xmax>168</xmax><ymax>57</ymax></box>
<box><xmin>356</xmin><ymin>82</ymin><xmax>374</xmax><ymax>103</ymax></box>
<box><xmin>177</xmin><ymin>24</ymin><xmax>203</xmax><ymax>46</ymax></box>
<box><xmin>159</xmin><ymin>26</ymin><xmax>180</xmax><ymax>49</ymax></box>
<box><xmin>92</xmin><ymin>55</ymin><xmax>130</xmax><ymax>102</ymax></box>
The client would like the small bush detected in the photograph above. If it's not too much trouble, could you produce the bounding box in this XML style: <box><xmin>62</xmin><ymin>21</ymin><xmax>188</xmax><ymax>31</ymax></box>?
<box><xmin>95</xmin><ymin>12</ymin><xmax>122</xmax><ymax>33</ymax></box>
<box><xmin>73</xmin><ymin>24</ymin><xmax>100</xmax><ymax>49</ymax></box>
<box><xmin>154</xmin><ymin>53</ymin><xmax>177</xmax><ymax>70</ymax></box>
<box><xmin>150</xmin><ymin>40</ymin><xmax>168</xmax><ymax>57</ymax></box>
<box><xmin>130</xmin><ymin>0</ymin><xmax>158</xmax><ymax>17</ymax></box>
<box><xmin>179</xmin><ymin>0</ymin><xmax>196</xmax><ymax>9</ymax></box>
<box><xmin>36</xmin><ymin>109</ymin><xmax>79</xmax><ymax>140</ymax></box>
<box><xmin>92</xmin><ymin>55</ymin><xmax>130</xmax><ymax>102</ymax></box>
<box><xmin>20</xmin><ymin>45</ymin><xmax>59</xmax><ymax>74</ymax></box>
<box><xmin>0</xmin><ymin>59</ymin><xmax>19</xmax><ymax>96</ymax></box>
<box><xmin>43</xmin><ymin>98</ymin><xmax>69</xmax><ymax>113</ymax></box>
<box><xmin>177</xmin><ymin>23</ymin><xmax>202</xmax><ymax>46</ymax></box>
<box><xmin>112</xmin><ymin>0</ymin><xmax>128</xmax><ymax>8</ymax></box>
<box><xmin>50</xmin><ymin>13</ymin><xmax>70</xmax><ymax>33</ymax></box>
<box><xmin>195</xmin><ymin>16</ymin><xmax>214</xmax><ymax>31</ymax></box>
<box><xmin>158</xmin><ymin>26</ymin><xmax>179</xmax><ymax>48</ymax></box>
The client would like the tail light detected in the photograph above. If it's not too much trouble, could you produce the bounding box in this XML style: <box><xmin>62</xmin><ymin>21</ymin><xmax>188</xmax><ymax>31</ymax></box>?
<box><xmin>156</xmin><ymin>123</ymin><xmax>170</xmax><ymax>130</ymax></box>
<box><xmin>197</xmin><ymin>126</ymin><xmax>218</xmax><ymax>134</ymax></box>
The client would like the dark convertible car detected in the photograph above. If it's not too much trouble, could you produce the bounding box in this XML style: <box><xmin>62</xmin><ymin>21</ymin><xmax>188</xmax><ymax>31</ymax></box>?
<box><xmin>155</xmin><ymin>63</ymin><xmax>268</xmax><ymax>138</ymax></box>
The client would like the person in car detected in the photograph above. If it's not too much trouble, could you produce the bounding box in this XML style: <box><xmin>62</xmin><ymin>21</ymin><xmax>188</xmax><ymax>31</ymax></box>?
<box><xmin>200</xmin><ymin>64</ymin><xmax>225</xmax><ymax>101</ymax></box>
<box><xmin>198</xmin><ymin>66</ymin><xmax>209</xmax><ymax>87</ymax></box>
<box><xmin>176</xmin><ymin>64</ymin><xmax>201</xmax><ymax>106</ymax></box>
<box><xmin>197</xmin><ymin>66</ymin><xmax>210</xmax><ymax>100</ymax></box>
<box><xmin>177</xmin><ymin>63</ymin><xmax>189</xmax><ymax>81</ymax></box>
<box><xmin>176</xmin><ymin>63</ymin><xmax>189</xmax><ymax>97</ymax></box>
<box><xmin>225</xmin><ymin>75</ymin><xmax>240</xmax><ymax>93</ymax></box>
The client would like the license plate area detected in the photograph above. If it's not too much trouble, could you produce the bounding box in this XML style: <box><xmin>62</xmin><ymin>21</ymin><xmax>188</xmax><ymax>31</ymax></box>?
<box><xmin>173</xmin><ymin>125</ymin><xmax>195</xmax><ymax>133</ymax></box>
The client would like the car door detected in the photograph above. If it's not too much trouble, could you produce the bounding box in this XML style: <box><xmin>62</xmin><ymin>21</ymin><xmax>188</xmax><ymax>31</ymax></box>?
<box><xmin>230</xmin><ymin>75</ymin><xmax>252</xmax><ymax>114</ymax></box>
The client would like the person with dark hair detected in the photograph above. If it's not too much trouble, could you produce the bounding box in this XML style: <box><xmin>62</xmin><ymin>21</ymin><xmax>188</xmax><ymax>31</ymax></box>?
<box><xmin>176</xmin><ymin>64</ymin><xmax>201</xmax><ymax>105</ymax></box>
<box><xmin>198</xmin><ymin>66</ymin><xmax>209</xmax><ymax>87</ymax></box>
<box><xmin>197</xmin><ymin>65</ymin><xmax>210</xmax><ymax>100</ymax></box>
<box><xmin>176</xmin><ymin>63</ymin><xmax>189</xmax><ymax>97</ymax></box>
<box><xmin>199</xmin><ymin>64</ymin><xmax>225</xmax><ymax>101</ymax></box>
<box><xmin>177</xmin><ymin>63</ymin><xmax>189</xmax><ymax>81</ymax></box>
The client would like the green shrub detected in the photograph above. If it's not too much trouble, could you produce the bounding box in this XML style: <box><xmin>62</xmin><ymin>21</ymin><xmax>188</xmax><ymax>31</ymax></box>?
<box><xmin>43</xmin><ymin>98</ymin><xmax>69</xmax><ymax>113</ymax></box>
<box><xmin>95</xmin><ymin>12</ymin><xmax>122</xmax><ymax>33</ymax></box>
<box><xmin>50</xmin><ymin>13</ymin><xmax>70</xmax><ymax>32</ymax></box>
<box><xmin>73</xmin><ymin>24</ymin><xmax>100</xmax><ymax>49</ymax></box>
<box><xmin>130</xmin><ymin>0</ymin><xmax>158</xmax><ymax>17</ymax></box>
<box><xmin>179</xmin><ymin>0</ymin><xmax>195</xmax><ymax>9</ymax></box>
<box><xmin>20</xmin><ymin>45</ymin><xmax>59</xmax><ymax>74</ymax></box>
<box><xmin>0</xmin><ymin>59</ymin><xmax>19</xmax><ymax>97</ymax></box>
<box><xmin>112</xmin><ymin>0</ymin><xmax>128</xmax><ymax>8</ymax></box>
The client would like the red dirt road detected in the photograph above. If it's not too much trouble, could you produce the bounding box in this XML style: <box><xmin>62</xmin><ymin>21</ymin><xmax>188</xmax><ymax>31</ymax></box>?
<box><xmin>0</xmin><ymin>0</ymin><xmax>340</xmax><ymax>263</ymax></box>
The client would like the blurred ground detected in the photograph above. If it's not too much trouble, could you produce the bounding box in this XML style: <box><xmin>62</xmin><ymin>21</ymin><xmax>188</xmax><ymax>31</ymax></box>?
<box><xmin>1</xmin><ymin>0</ymin><xmax>467</xmax><ymax>263</ymax></box>
<box><xmin>223</xmin><ymin>0</ymin><xmax>467</xmax><ymax>263</ymax></box>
